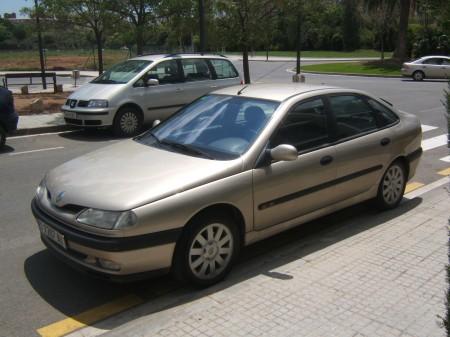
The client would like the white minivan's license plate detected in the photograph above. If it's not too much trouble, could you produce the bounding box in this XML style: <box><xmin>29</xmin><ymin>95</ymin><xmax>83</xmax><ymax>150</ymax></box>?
<box><xmin>39</xmin><ymin>221</ymin><xmax>67</xmax><ymax>249</ymax></box>
<box><xmin>64</xmin><ymin>111</ymin><xmax>76</xmax><ymax>119</ymax></box>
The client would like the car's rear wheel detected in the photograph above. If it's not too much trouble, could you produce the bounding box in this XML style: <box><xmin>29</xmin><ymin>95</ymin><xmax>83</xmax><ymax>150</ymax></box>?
<box><xmin>113</xmin><ymin>106</ymin><xmax>143</xmax><ymax>137</ymax></box>
<box><xmin>376</xmin><ymin>161</ymin><xmax>406</xmax><ymax>210</ymax></box>
<box><xmin>412</xmin><ymin>70</ymin><xmax>425</xmax><ymax>81</ymax></box>
<box><xmin>0</xmin><ymin>125</ymin><xmax>6</xmax><ymax>148</ymax></box>
<box><xmin>173</xmin><ymin>212</ymin><xmax>240</xmax><ymax>287</ymax></box>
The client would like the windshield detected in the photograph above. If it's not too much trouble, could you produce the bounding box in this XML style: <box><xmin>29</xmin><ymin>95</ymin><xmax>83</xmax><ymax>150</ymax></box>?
<box><xmin>136</xmin><ymin>94</ymin><xmax>280</xmax><ymax>160</ymax></box>
<box><xmin>91</xmin><ymin>60</ymin><xmax>151</xmax><ymax>84</ymax></box>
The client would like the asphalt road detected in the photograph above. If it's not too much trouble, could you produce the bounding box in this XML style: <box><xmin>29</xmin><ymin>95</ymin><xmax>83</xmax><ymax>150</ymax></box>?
<box><xmin>0</xmin><ymin>61</ymin><xmax>448</xmax><ymax>337</ymax></box>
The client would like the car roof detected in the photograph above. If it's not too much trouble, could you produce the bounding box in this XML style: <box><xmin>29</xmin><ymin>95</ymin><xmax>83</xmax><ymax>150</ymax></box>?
<box><xmin>211</xmin><ymin>83</ymin><xmax>339</xmax><ymax>102</ymax></box>
<box><xmin>129</xmin><ymin>53</ymin><xmax>229</xmax><ymax>62</ymax></box>
<box><xmin>417</xmin><ymin>55</ymin><xmax>450</xmax><ymax>61</ymax></box>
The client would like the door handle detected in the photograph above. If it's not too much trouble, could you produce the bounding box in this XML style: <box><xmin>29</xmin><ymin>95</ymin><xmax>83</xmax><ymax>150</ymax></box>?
<box><xmin>320</xmin><ymin>155</ymin><xmax>333</xmax><ymax>166</ymax></box>
<box><xmin>175</xmin><ymin>88</ymin><xmax>183</xmax><ymax>92</ymax></box>
<box><xmin>380</xmin><ymin>138</ymin><xmax>391</xmax><ymax>146</ymax></box>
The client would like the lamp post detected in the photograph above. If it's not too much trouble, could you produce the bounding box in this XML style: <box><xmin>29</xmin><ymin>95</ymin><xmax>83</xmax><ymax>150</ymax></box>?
<box><xmin>34</xmin><ymin>0</ymin><xmax>47</xmax><ymax>89</ymax></box>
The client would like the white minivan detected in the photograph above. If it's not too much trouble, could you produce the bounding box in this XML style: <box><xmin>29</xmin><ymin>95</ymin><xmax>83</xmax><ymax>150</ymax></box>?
<box><xmin>62</xmin><ymin>54</ymin><xmax>241</xmax><ymax>136</ymax></box>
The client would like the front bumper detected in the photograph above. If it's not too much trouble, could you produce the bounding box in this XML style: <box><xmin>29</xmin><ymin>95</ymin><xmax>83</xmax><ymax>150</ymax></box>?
<box><xmin>62</xmin><ymin>106</ymin><xmax>113</xmax><ymax>127</ymax></box>
<box><xmin>31</xmin><ymin>198</ymin><xmax>181</xmax><ymax>278</ymax></box>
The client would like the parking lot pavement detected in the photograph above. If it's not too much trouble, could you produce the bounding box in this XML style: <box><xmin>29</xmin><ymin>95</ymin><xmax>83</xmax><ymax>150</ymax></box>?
<box><xmin>57</xmin><ymin>183</ymin><xmax>447</xmax><ymax>337</ymax></box>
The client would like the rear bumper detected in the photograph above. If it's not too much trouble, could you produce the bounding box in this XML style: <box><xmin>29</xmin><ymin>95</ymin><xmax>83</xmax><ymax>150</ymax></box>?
<box><xmin>32</xmin><ymin>198</ymin><xmax>181</xmax><ymax>277</ymax></box>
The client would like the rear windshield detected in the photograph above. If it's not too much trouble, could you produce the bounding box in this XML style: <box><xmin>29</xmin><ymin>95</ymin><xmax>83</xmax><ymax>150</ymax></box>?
<box><xmin>91</xmin><ymin>60</ymin><xmax>151</xmax><ymax>84</ymax></box>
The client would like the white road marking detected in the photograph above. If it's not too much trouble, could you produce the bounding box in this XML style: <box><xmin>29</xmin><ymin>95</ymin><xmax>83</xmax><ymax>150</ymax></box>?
<box><xmin>440</xmin><ymin>155</ymin><xmax>450</xmax><ymax>163</ymax></box>
<box><xmin>404</xmin><ymin>176</ymin><xmax>449</xmax><ymax>199</ymax></box>
<box><xmin>8</xmin><ymin>146</ymin><xmax>64</xmax><ymax>156</ymax></box>
<box><xmin>9</xmin><ymin>130</ymin><xmax>78</xmax><ymax>140</ymax></box>
<box><xmin>421</xmin><ymin>124</ymin><xmax>437</xmax><ymax>133</ymax></box>
<box><xmin>422</xmin><ymin>134</ymin><xmax>448</xmax><ymax>151</ymax></box>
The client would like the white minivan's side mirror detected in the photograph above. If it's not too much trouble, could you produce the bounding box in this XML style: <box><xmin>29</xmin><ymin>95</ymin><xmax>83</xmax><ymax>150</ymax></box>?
<box><xmin>270</xmin><ymin>144</ymin><xmax>298</xmax><ymax>162</ymax></box>
<box><xmin>146</xmin><ymin>78</ymin><xmax>159</xmax><ymax>86</ymax></box>
<box><xmin>152</xmin><ymin>119</ymin><xmax>161</xmax><ymax>128</ymax></box>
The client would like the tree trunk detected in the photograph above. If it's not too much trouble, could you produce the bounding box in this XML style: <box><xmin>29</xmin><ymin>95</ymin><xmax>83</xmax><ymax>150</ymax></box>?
<box><xmin>393</xmin><ymin>0</ymin><xmax>410</xmax><ymax>61</ymax></box>
<box><xmin>381</xmin><ymin>34</ymin><xmax>385</xmax><ymax>64</ymax></box>
<box><xmin>243</xmin><ymin>44</ymin><xmax>250</xmax><ymax>84</ymax></box>
<box><xmin>136</xmin><ymin>25</ymin><xmax>144</xmax><ymax>55</ymax></box>
<box><xmin>95</xmin><ymin>30</ymin><xmax>104</xmax><ymax>75</ymax></box>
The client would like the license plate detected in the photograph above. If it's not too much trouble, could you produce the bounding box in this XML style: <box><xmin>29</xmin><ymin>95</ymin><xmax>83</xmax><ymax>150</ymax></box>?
<box><xmin>39</xmin><ymin>221</ymin><xmax>67</xmax><ymax>249</ymax></box>
<box><xmin>64</xmin><ymin>111</ymin><xmax>76</xmax><ymax>119</ymax></box>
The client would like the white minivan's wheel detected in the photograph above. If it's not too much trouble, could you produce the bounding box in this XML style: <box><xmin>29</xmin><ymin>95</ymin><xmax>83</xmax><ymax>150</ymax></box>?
<box><xmin>0</xmin><ymin>125</ymin><xmax>6</xmax><ymax>148</ymax></box>
<box><xmin>113</xmin><ymin>106</ymin><xmax>143</xmax><ymax>137</ymax></box>
<box><xmin>375</xmin><ymin>161</ymin><xmax>406</xmax><ymax>210</ymax></box>
<box><xmin>173</xmin><ymin>212</ymin><xmax>240</xmax><ymax>287</ymax></box>
<box><xmin>412</xmin><ymin>70</ymin><xmax>425</xmax><ymax>81</ymax></box>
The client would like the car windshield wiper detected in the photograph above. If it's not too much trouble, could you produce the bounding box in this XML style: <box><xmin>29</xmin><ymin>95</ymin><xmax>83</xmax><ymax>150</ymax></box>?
<box><xmin>160</xmin><ymin>140</ymin><xmax>214</xmax><ymax>159</ymax></box>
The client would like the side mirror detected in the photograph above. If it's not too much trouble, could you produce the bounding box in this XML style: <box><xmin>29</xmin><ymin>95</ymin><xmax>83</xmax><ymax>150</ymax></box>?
<box><xmin>270</xmin><ymin>144</ymin><xmax>298</xmax><ymax>162</ymax></box>
<box><xmin>146</xmin><ymin>78</ymin><xmax>159</xmax><ymax>86</ymax></box>
<box><xmin>152</xmin><ymin>119</ymin><xmax>161</xmax><ymax>128</ymax></box>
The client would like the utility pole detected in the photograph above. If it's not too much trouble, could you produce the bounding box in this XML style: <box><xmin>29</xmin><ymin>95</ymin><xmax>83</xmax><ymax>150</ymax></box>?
<box><xmin>199</xmin><ymin>0</ymin><xmax>206</xmax><ymax>54</ymax></box>
<box><xmin>296</xmin><ymin>13</ymin><xmax>301</xmax><ymax>74</ymax></box>
<box><xmin>34</xmin><ymin>0</ymin><xmax>47</xmax><ymax>89</ymax></box>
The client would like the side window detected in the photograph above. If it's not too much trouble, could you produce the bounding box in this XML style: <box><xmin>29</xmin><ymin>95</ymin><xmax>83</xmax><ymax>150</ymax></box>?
<box><xmin>210</xmin><ymin>59</ymin><xmax>238</xmax><ymax>79</ymax></box>
<box><xmin>271</xmin><ymin>98</ymin><xmax>329</xmax><ymax>152</ymax></box>
<box><xmin>367</xmin><ymin>98</ymin><xmax>399</xmax><ymax>127</ymax></box>
<box><xmin>422</xmin><ymin>58</ymin><xmax>441</xmax><ymax>65</ymax></box>
<box><xmin>181</xmin><ymin>59</ymin><xmax>212</xmax><ymax>82</ymax></box>
<box><xmin>329</xmin><ymin>95</ymin><xmax>377</xmax><ymax>139</ymax></box>
<box><xmin>146</xmin><ymin>60</ymin><xmax>181</xmax><ymax>85</ymax></box>
<box><xmin>441</xmin><ymin>58</ymin><xmax>450</xmax><ymax>65</ymax></box>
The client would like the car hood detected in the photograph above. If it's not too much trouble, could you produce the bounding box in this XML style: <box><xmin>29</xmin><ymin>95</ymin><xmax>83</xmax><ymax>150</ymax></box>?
<box><xmin>45</xmin><ymin>140</ymin><xmax>242</xmax><ymax>211</ymax></box>
<box><xmin>68</xmin><ymin>83</ymin><xmax>126</xmax><ymax>101</ymax></box>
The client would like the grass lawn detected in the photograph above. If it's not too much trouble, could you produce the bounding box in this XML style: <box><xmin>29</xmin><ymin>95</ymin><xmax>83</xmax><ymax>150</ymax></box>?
<box><xmin>300</xmin><ymin>61</ymin><xmax>402</xmax><ymax>76</ymax></box>
<box><xmin>0</xmin><ymin>49</ymin><xmax>130</xmax><ymax>71</ymax></box>
<box><xmin>228</xmin><ymin>49</ymin><xmax>392</xmax><ymax>58</ymax></box>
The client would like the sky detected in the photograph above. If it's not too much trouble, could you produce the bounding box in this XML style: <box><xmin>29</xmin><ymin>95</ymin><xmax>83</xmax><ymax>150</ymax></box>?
<box><xmin>0</xmin><ymin>0</ymin><xmax>30</xmax><ymax>18</ymax></box>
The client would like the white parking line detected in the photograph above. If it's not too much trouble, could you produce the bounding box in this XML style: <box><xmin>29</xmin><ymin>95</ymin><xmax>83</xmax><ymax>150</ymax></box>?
<box><xmin>404</xmin><ymin>176</ymin><xmax>449</xmax><ymax>199</ymax></box>
<box><xmin>421</xmin><ymin>124</ymin><xmax>437</xmax><ymax>133</ymax></box>
<box><xmin>440</xmin><ymin>155</ymin><xmax>450</xmax><ymax>163</ymax></box>
<box><xmin>9</xmin><ymin>130</ymin><xmax>78</xmax><ymax>140</ymax></box>
<box><xmin>422</xmin><ymin>134</ymin><xmax>448</xmax><ymax>151</ymax></box>
<box><xmin>8</xmin><ymin>146</ymin><xmax>64</xmax><ymax>156</ymax></box>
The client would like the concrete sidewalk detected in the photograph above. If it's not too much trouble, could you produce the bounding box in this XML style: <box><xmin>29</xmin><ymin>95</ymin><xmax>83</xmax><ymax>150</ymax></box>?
<box><xmin>67</xmin><ymin>182</ymin><xmax>449</xmax><ymax>337</ymax></box>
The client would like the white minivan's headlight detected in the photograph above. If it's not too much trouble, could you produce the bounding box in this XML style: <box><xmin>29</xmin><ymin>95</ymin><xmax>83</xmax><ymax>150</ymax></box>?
<box><xmin>88</xmin><ymin>100</ymin><xmax>108</xmax><ymax>108</ymax></box>
<box><xmin>77</xmin><ymin>208</ymin><xmax>137</xmax><ymax>229</ymax></box>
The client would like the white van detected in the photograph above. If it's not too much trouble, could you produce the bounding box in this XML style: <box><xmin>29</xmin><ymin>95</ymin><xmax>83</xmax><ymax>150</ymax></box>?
<box><xmin>62</xmin><ymin>54</ymin><xmax>241</xmax><ymax>136</ymax></box>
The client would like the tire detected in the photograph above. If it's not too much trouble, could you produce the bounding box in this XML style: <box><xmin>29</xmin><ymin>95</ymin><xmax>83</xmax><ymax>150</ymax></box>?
<box><xmin>112</xmin><ymin>106</ymin><xmax>143</xmax><ymax>137</ymax></box>
<box><xmin>172</xmin><ymin>212</ymin><xmax>240</xmax><ymax>287</ymax></box>
<box><xmin>375</xmin><ymin>161</ymin><xmax>406</xmax><ymax>210</ymax></box>
<box><xmin>412</xmin><ymin>70</ymin><xmax>425</xmax><ymax>81</ymax></box>
<box><xmin>0</xmin><ymin>125</ymin><xmax>6</xmax><ymax>149</ymax></box>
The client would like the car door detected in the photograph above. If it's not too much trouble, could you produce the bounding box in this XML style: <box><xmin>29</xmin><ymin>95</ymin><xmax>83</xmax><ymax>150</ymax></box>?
<box><xmin>253</xmin><ymin>97</ymin><xmax>338</xmax><ymax>230</ymax></box>
<box><xmin>421</xmin><ymin>58</ymin><xmax>442</xmax><ymax>78</ymax></box>
<box><xmin>440</xmin><ymin>58</ymin><xmax>450</xmax><ymax>78</ymax></box>
<box><xmin>179</xmin><ymin>58</ymin><xmax>217</xmax><ymax>103</ymax></box>
<box><xmin>130</xmin><ymin>59</ymin><xmax>187</xmax><ymax>121</ymax></box>
<box><xmin>328</xmin><ymin>94</ymin><xmax>395</xmax><ymax>201</ymax></box>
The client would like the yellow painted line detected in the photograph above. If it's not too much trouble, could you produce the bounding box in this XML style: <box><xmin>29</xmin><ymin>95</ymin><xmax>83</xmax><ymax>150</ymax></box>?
<box><xmin>437</xmin><ymin>168</ymin><xmax>450</xmax><ymax>176</ymax></box>
<box><xmin>37</xmin><ymin>294</ymin><xmax>143</xmax><ymax>337</ymax></box>
<box><xmin>405</xmin><ymin>182</ymin><xmax>425</xmax><ymax>194</ymax></box>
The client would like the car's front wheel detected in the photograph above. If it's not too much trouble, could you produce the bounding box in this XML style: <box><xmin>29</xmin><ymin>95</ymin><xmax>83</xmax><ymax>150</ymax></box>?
<box><xmin>0</xmin><ymin>125</ymin><xmax>6</xmax><ymax>148</ymax></box>
<box><xmin>376</xmin><ymin>161</ymin><xmax>406</xmax><ymax>210</ymax></box>
<box><xmin>113</xmin><ymin>106</ymin><xmax>143</xmax><ymax>137</ymax></box>
<box><xmin>412</xmin><ymin>70</ymin><xmax>425</xmax><ymax>81</ymax></box>
<box><xmin>173</xmin><ymin>212</ymin><xmax>240</xmax><ymax>287</ymax></box>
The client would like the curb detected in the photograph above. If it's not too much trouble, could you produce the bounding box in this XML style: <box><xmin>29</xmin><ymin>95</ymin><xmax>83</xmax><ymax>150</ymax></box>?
<box><xmin>299</xmin><ymin>70</ymin><xmax>402</xmax><ymax>78</ymax></box>
<box><xmin>13</xmin><ymin>124</ymin><xmax>78</xmax><ymax>137</ymax></box>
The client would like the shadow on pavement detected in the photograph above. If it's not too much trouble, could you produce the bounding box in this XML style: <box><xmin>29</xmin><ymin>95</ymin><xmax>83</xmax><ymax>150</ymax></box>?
<box><xmin>0</xmin><ymin>144</ymin><xmax>14</xmax><ymax>153</ymax></box>
<box><xmin>58</xmin><ymin>128</ymin><xmax>118</xmax><ymax>142</ymax></box>
<box><xmin>401</xmin><ymin>78</ymin><xmax>449</xmax><ymax>83</ymax></box>
<box><xmin>24</xmin><ymin>197</ymin><xmax>422</xmax><ymax>331</ymax></box>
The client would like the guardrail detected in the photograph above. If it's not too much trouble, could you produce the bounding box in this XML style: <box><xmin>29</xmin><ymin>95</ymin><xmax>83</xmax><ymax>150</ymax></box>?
<box><xmin>3</xmin><ymin>72</ymin><xmax>58</xmax><ymax>93</ymax></box>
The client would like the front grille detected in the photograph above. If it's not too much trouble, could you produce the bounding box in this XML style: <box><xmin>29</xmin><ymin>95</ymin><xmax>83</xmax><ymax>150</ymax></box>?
<box><xmin>57</xmin><ymin>204</ymin><xmax>85</xmax><ymax>214</ymax></box>
<box><xmin>77</xmin><ymin>100</ymin><xmax>89</xmax><ymax>107</ymax></box>
<box><xmin>65</xmin><ymin>118</ymin><xmax>82</xmax><ymax>125</ymax></box>
<box><xmin>84</xmin><ymin>120</ymin><xmax>101</xmax><ymax>126</ymax></box>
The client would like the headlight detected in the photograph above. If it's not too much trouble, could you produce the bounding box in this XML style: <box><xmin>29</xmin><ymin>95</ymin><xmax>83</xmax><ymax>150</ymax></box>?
<box><xmin>36</xmin><ymin>179</ymin><xmax>46</xmax><ymax>199</ymax></box>
<box><xmin>87</xmin><ymin>100</ymin><xmax>108</xmax><ymax>108</ymax></box>
<box><xmin>77</xmin><ymin>208</ymin><xmax>137</xmax><ymax>229</ymax></box>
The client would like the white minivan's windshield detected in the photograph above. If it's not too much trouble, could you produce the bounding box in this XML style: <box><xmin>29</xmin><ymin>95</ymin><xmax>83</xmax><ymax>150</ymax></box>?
<box><xmin>91</xmin><ymin>60</ymin><xmax>151</xmax><ymax>84</ymax></box>
<box><xmin>136</xmin><ymin>94</ymin><xmax>280</xmax><ymax>160</ymax></box>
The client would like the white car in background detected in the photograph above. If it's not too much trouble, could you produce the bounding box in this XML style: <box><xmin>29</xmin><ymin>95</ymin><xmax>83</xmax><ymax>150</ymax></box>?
<box><xmin>401</xmin><ymin>55</ymin><xmax>450</xmax><ymax>81</ymax></box>
<box><xmin>62</xmin><ymin>54</ymin><xmax>241</xmax><ymax>137</ymax></box>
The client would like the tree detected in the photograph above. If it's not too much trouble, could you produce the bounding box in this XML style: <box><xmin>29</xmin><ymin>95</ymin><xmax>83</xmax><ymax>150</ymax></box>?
<box><xmin>342</xmin><ymin>0</ymin><xmax>360</xmax><ymax>51</ymax></box>
<box><xmin>393</xmin><ymin>0</ymin><xmax>410</xmax><ymax>61</ymax></box>
<box><xmin>109</xmin><ymin>0</ymin><xmax>161</xmax><ymax>55</ymax></box>
<box><xmin>43</xmin><ymin>0</ymin><xmax>112</xmax><ymax>74</ymax></box>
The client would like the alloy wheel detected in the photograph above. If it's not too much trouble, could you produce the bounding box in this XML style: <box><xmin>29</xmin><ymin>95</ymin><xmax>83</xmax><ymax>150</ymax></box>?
<box><xmin>382</xmin><ymin>164</ymin><xmax>404</xmax><ymax>205</ymax></box>
<box><xmin>120</xmin><ymin>111</ymin><xmax>139</xmax><ymax>135</ymax></box>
